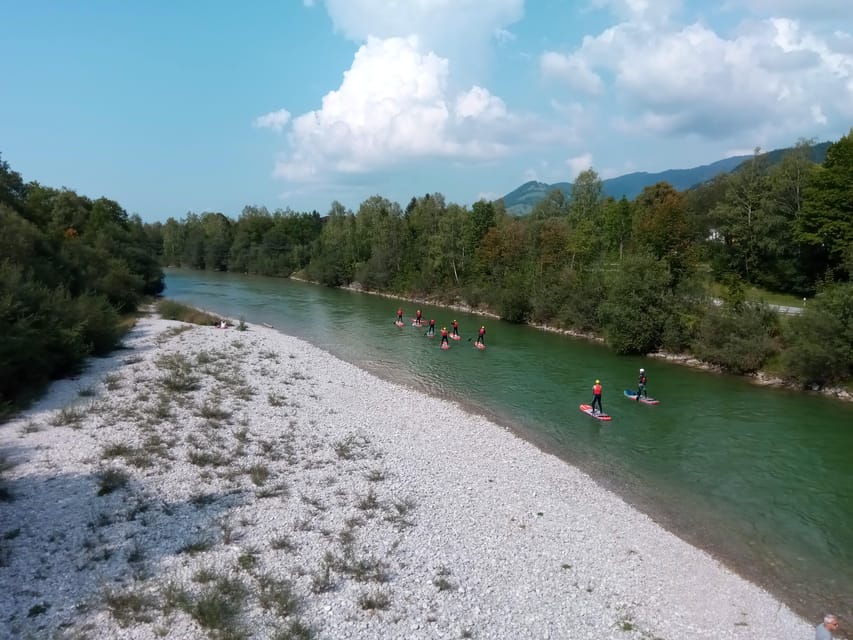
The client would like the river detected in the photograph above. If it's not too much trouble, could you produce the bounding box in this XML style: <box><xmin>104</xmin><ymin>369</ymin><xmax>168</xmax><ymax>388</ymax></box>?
<box><xmin>163</xmin><ymin>268</ymin><xmax>853</xmax><ymax>626</ymax></box>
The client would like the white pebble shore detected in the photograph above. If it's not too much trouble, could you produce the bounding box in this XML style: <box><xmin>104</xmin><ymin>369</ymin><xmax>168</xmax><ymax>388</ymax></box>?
<box><xmin>0</xmin><ymin>315</ymin><xmax>813</xmax><ymax>639</ymax></box>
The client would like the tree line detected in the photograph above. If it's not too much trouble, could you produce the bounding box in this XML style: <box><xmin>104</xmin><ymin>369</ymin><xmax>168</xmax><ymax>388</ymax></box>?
<box><xmin>1</xmin><ymin>155</ymin><xmax>164</xmax><ymax>411</ymax></box>
<box><xmin>153</xmin><ymin>132</ymin><xmax>851</xmax><ymax>389</ymax></box>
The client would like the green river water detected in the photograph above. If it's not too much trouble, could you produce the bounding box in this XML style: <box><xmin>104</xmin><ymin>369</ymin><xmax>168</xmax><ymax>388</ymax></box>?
<box><xmin>164</xmin><ymin>269</ymin><xmax>853</xmax><ymax>625</ymax></box>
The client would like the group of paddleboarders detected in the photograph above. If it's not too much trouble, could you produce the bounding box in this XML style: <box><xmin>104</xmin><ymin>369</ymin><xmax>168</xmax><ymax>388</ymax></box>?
<box><xmin>588</xmin><ymin>369</ymin><xmax>650</xmax><ymax>416</ymax></box>
<box><xmin>396</xmin><ymin>309</ymin><xmax>485</xmax><ymax>349</ymax></box>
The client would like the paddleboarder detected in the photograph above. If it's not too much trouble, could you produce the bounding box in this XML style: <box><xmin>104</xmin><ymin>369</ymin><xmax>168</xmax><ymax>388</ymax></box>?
<box><xmin>440</xmin><ymin>326</ymin><xmax>449</xmax><ymax>347</ymax></box>
<box><xmin>591</xmin><ymin>379</ymin><xmax>603</xmax><ymax>415</ymax></box>
<box><xmin>476</xmin><ymin>325</ymin><xmax>485</xmax><ymax>346</ymax></box>
<box><xmin>427</xmin><ymin>318</ymin><xmax>435</xmax><ymax>336</ymax></box>
<box><xmin>636</xmin><ymin>368</ymin><xmax>647</xmax><ymax>401</ymax></box>
<box><xmin>452</xmin><ymin>319</ymin><xmax>459</xmax><ymax>337</ymax></box>
<box><xmin>396</xmin><ymin>307</ymin><xmax>403</xmax><ymax>324</ymax></box>
<box><xmin>415</xmin><ymin>309</ymin><xmax>423</xmax><ymax>325</ymax></box>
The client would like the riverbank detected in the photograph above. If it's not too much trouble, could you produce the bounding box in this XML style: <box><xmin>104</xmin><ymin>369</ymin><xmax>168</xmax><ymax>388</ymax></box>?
<box><xmin>0</xmin><ymin>312</ymin><xmax>815</xmax><ymax>639</ymax></box>
<box><xmin>329</xmin><ymin>280</ymin><xmax>852</xmax><ymax>403</ymax></box>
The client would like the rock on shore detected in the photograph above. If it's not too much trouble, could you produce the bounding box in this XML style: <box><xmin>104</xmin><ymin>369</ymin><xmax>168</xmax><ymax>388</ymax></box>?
<box><xmin>0</xmin><ymin>315</ymin><xmax>812</xmax><ymax>639</ymax></box>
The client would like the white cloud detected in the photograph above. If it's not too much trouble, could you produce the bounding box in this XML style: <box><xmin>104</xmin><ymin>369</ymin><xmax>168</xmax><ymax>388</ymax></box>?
<box><xmin>253</xmin><ymin>109</ymin><xmax>292</xmax><ymax>133</ymax></box>
<box><xmin>268</xmin><ymin>36</ymin><xmax>515</xmax><ymax>182</ymax></box>
<box><xmin>455</xmin><ymin>86</ymin><xmax>508</xmax><ymax>121</ymax></box>
<box><xmin>567</xmin><ymin>153</ymin><xmax>593</xmax><ymax>179</ymax></box>
<box><xmin>558</xmin><ymin>13</ymin><xmax>853</xmax><ymax>138</ymax></box>
<box><xmin>319</xmin><ymin>0</ymin><xmax>523</xmax><ymax>57</ymax></box>
<box><xmin>590</xmin><ymin>0</ymin><xmax>682</xmax><ymax>26</ymax></box>
<box><xmin>540</xmin><ymin>51</ymin><xmax>604</xmax><ymax>95</ymax></box>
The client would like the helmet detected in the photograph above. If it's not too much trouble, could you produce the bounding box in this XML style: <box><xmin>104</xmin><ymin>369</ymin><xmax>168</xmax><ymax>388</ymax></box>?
<box><xmin>640</xmin><ymin>368</ymin><xmax>645</xmax><ymax>373</ymax></box>
<box><xmin>595</xmin><ymin>379</ymin><xmax>600</xmax><ymax>384</ymax></box>
<box><xmin>442</xmin><ymin>327</ymin><xmax>446</xmax><ymax>330</ymax></box>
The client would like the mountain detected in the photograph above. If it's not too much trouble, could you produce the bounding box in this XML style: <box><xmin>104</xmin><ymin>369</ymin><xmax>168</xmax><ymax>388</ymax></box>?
<box><xmin>500</xmin><ymin>142</ymin><xmax>831</xmax><ymax>216</ymax></box>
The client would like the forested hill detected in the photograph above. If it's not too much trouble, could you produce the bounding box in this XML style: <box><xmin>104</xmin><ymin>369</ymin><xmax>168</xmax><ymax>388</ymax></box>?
<box><xmin>501</xmin><ymin>141</ymin><xmax>831</xmax><ymax>216</ymax></box>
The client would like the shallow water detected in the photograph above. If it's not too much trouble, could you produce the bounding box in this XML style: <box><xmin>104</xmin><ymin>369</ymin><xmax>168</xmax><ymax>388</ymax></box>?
<box><xmin>164</xmin><ymin>268</ymin><xmax>853</xmax><ymax>625</ymax></box>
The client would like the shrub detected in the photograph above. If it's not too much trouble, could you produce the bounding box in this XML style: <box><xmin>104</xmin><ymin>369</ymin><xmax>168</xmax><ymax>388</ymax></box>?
<box><xmin>692</xmin><ymin>302</ymin><xmax>779</xmax><ymax>374</ymax></box>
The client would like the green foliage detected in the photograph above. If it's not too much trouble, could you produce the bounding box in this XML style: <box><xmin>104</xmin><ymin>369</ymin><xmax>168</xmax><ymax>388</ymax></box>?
<box><xmin>0</xmin><ymin>157</ymin><xmax>162</xmax><ymax>408</ymax></box>
<box><xmin>692</xmin><ymin>301</ymin><xmax>779</xmax><ymax>374</ymax></box>
<box><xmin>601</xmin><ymin>254</ymin><xmax>675</xmax><ymax>354</ymax></box>
<box><xmin>156</xmin><ymin>299</ymin><xmax>220</xmax><ymax>325</ymax></box>
<box><xmin>797</xmin><ymin>129</ymin><xmax>853</xmax><ymax>285</ymax></box>
<box><xmin>782</xmin><ymin>283</ymin><xmax>853</xmax><ymax>386</ymax></box>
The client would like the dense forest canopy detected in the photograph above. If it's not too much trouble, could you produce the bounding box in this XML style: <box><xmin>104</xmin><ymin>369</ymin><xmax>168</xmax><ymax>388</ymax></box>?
<box><xmin>0</xmin><ymin>155</ymin><xmax>164</xmax><ymax>409</ymax></box>
<box><xmin>3</xmin><ymin>132</ymin><xmax>851</xmax><ymax>406</ymax></box>
<box><xmin>154</xmin><ymin>132</ymin><xmax>852</xmax><ymax>388</ymax></box>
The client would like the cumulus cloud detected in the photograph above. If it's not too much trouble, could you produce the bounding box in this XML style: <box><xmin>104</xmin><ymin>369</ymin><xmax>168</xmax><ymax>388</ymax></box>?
<box><xmin>319</xmin><ymin>0</ymin><xmax>524</xmax><ymax>55</ymax></box>
<box><xmin>567</xmin><ymin>153</ymin><xmax>593</xmax><ymax>179</ymax></box>
<box><xmin>553</xmin><ymin>11</ymin><xmax>853</xmax><ymax>139</ymax></box>
<box><xmin>540</xmin><ymin>51</ymin><xmax>604</xmax><ymax>95</ymax></box>
<box><xmin>266</xmin><ymin>36</ymin><xmax>515</xmax><ymax>182</ymax></box>
<box><xmin>253</xmin><ymin>109</ymin><xmax>292</xmax><ymax>133</ymax></box>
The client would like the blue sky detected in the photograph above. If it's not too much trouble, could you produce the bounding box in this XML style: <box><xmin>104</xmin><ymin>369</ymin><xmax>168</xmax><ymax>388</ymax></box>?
<box><xmin>1</xmin><ymin>0</ymin><xmax>851</xmax><ymax>223</ymax></box>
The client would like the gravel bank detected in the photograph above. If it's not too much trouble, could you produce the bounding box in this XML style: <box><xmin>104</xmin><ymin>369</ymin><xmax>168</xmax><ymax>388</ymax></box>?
<box><xmin>0</xmin><ymin>315</ymin><xmax>813</xmax><ymax>639</ymax></box>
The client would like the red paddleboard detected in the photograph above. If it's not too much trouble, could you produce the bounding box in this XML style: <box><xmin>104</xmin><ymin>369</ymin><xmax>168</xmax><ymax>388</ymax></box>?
<box><xmin>474</xmin><ymin>342</ymin><xmax>485</xmax><ymax>350</ymax></box>
<box><xmin>450</xmin><ymin>334</ymin><xmax>461</xmax><ymax>341</ymax></box>
<box><xmin>579</xmin><ymin>404</ymin><xmax>611</xmax><ymax>421</ymax></box>
<box><xmin>426</xmin><ymin>333</ymin><xmax>435</xmax><ymax>338</ymax></box>
<box><xmin>394</xmin><ymin>320</ymin><xmax>404</xmax><ymax>327</ymax></box>
<box><xmin>441</xmin><ymin>342</ymin><xmax>450</xmax><ymax>350</ymax></box>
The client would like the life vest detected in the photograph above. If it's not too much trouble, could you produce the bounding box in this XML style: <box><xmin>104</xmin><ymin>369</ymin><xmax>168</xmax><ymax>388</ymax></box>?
<box><xmin>479</xmin><ymin>327</ymin><xmax>485</xmax><ymax>336</ymax></box>
<box><xmin>429</xmin><ymin>319</ymin><xmax>435</xmax><ymax>326</ymax></box>
<box><xmin>593</xmin><ymin>383</ymin><xmax>602</xmax><ymax>395</ymax></box>
<box><xmin>441</xmin><ymin>328</ymin><xmax>448</xmax><ymax>337</ymax></box>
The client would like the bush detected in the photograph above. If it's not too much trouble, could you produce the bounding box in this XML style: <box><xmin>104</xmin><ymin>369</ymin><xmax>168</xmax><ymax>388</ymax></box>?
<box><xmin>782</xmin><ymin>283</ymin><xmax>853</xmax><ymax>387</ymax></box>
<box><xmin>156</xmin><ymin>299</ymin><xmax>219</xmax><ymax>325</ymax></box>
<box><xmin>692</xmin><ymin>302</ymin><xmax>779</xmax><ymax>374</ymax></box>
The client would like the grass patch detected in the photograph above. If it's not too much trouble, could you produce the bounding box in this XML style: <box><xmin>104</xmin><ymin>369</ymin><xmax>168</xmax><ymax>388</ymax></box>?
<box><xmin>49</xmin><ymin>405</ymin><xmax>86</xmax><ymax>428</ymax></box>
<box><xmin>272</xmin><ymin>621</ymin><xmax>315</xmax><ymax>640</ymax></box>
<box><xmin>358</xmin><ymin>590</ymin><xmax>390</xmax><ymax>611</ymax></box>
<box><xmin>247</xmin><ymin>463</ymin><xmax>270</xmax><ymax>487</ymax></box>
<box><xmin>156</xmin><ymin>353</ymin><xmax>200</xmax><ymax>393</ymax></box>
<box><xmin>104</xmin><ymin>586</ymin><xmax>158</xmax><ymax>627</ymax></box>
<box><xmin>97</xmin><ymin>467</ymin><xmax>130</xmax><ymax>496</ymax></box>
<box><xmin>178</xmin><ymin>537</ymin><xmax>214</xmax><ymax>556</ymax></box>
<box><xmin>258</xmin><ymin>574</ymin><xmax>300</xmax><ymax>617</ymax></box>
<box><xmin>103</xmin><ymin>372</ymin><xmax>122</xmax><ymax>391</ymax></box>
<box><xmin>156</xmin><ymin>299</ymin><xmax>220</xmax><ymax>325</ymax></box>
<box><xmin>270</xmin><ymin>535</ymin><xmax>294</xmax><ymax>551</ymax></box>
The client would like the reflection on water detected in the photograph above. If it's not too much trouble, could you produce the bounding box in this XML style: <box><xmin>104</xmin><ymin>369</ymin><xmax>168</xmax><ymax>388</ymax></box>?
<box><xmin>164</xmin><ymin>268</ymin><xmax>853</xmax><ymax>624</ymax></box>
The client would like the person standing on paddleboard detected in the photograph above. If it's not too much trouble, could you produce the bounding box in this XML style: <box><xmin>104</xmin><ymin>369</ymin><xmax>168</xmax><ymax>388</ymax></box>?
<box><xmin>636</xmin><ymin>368</ymin><xmax>647</xmax><ymax>401</ymax></box>
<box><xmin>427</xmin><ymin>318</ymin><xmax>435</xmax><ymax>336</ymax></box>
<box><xmin>476</xmin><ymin>325</ymin><xmax>486</xmax><ymax>346</ymax></box>
<box><xmin>452</xmin><ymin>319</ymin><xmax>459</xmax><ymax>337</ymax></box>
<box><xmin>415</xmin><ymin>309</ymin><xmax>422</xmax><ymax>325</ymax></box>
<box><xmin>591</xmin><ymin>379</ymin><xmax>603</xmax><ymax>415</ymax></box>
<box><xmin>397</xmin><ymin>307</ymin><xmax>403</xmax><ymax>324</ymax></box>
<box><xmin>440</xmin><ymin>326</ymin><xmax>449</xmax><ymax>347</ymax></box>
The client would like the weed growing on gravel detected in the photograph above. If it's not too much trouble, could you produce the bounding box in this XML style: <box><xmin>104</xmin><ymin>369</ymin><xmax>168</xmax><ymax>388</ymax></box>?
<box><xmin>258</xmin><ymin>574</ymin><xmax>300</xmax><ymax>617</ymax></box>
<box><xmin>309</xmin><ymin>561</ymin><xmax>335</xmax><ymax>594</ymax></box>
<box><xmin>96</xmin><ymin>467</ymin><xmax>130</xmax><ymax>495</ymax></box>
<box><xmin>365</xmin><ymin>468</ymin><xmax>387</xmax><ymax>482</ymax></box>
<box><xmin>78</xmin><ymin>385</ymin><xmax>96</xmax><ymax>397</ymax></box>
<box><xmin>433</xmin><ymin>566</ymin><xmax>455</xmax><ymax>591</ymax></box>
<box><xmin>196</xmin><ymin>399</ymin><xmax>232</xmax><ymax>422</ymax></box>
<box><xmin>356</xmin><ymin>488</ymin><xmax>380</xmax><ymax>512</ymax></box>
<box><xmin>385</xmin><ymin>497</ymin><xmax>417</xmax><ymax>529</ymax></box>
<box><xmin>103</xmin><ymin>372</ymin><xmax>122</xmax><ymax>391</ymax></box>
<box><xmin>156</xmin><ymin>354</ymin><xmax>199</xmax><ymax>393</ymax></box>
<box><xmin>180</xmin><ymin>574</ymin><xmax>248</xmax><ymax>636</ymax></box>
<box><xmin>270</xmin><ymin>535</ymin><xmax>294</xmax><ymax>551</ymax></box>
<box><xmin>247</xmin><ymin>463</ymin><xmax>270</xmax><ymax>487</ymax></box>
<box><xmin>178</xmin><ymin>538</ymin><xmax>214</xmax><ymax>556</ymax></box>
<box><xmin>187</xmin><ymin>450</ymin><xmax>230</xmax><ymax>467</ymax></box>
<box><xmin>267</xmin><ymin>393</ymin><xmax>287</xmax><ymax>407</ymax></box>
<box><xmin>272</xmin><ymin>620</ymin><xmax>315</xmax><ymax>640</ymax></box>
<box><xmin>103</xmin><ymin>586</ymin><xmax>157</xmax><ymax>627</ymax></box>
<box><xmin>357</xmin><ymin>590</ymin><xmax>390</xmax><ymax>611</ymax></box>
<box><xmin>237</xmin><ymin>548</ymin><xmax>259</xmax><ymax>571</ymax></box>
<box><xmin>50</xmin><ymin>405</ymin><xmax>85</xmax><ymax>428</ymax></box>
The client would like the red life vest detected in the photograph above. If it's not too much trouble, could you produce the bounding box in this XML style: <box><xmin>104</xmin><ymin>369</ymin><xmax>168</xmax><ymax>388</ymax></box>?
<box><xmin>593</xmin><ymin>383</ymin><xmax>602</xmax><ymax>395</ymax></box>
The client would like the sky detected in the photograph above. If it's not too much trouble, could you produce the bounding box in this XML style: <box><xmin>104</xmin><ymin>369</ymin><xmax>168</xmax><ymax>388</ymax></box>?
<box><xmin>1</xmin><ymin>0</ymin><xmax>852</xmax><ymax>223</ymax></box>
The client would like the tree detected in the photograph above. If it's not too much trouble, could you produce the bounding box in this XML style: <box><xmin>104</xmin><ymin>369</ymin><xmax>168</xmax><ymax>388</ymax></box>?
<box><xmin>798</xmin><ymin>129</ymin><xmax>853</xmax><ymax>285</ymax></box>
<box><xmin>633</xmin><ymin>182</ymin><xmax>694</xmax><ymax>283</ymax></box>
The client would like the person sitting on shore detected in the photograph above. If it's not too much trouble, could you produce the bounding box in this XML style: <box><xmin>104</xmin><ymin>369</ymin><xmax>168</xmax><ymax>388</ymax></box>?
<box><xmin>816</xmin><ymin>614</ymin><xmax>839</xmax><ymax>640</ymax></box>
